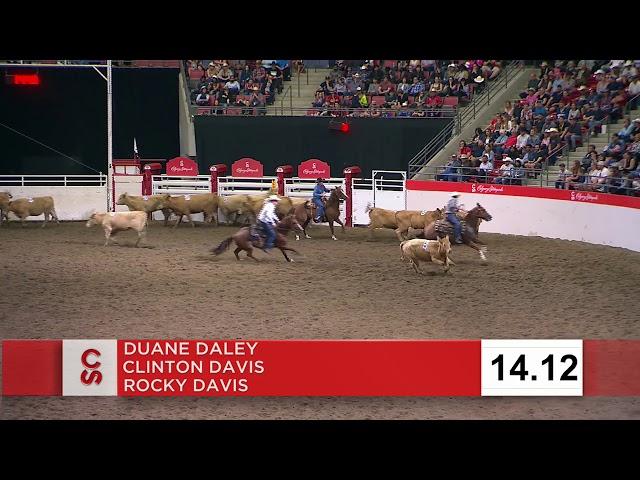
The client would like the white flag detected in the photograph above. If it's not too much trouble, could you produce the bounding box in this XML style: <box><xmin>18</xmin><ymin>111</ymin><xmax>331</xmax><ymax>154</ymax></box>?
<box><xmin>133</xmin><ymin>138</ymin><xmax>139</xmax><ymax>158</ymax></box>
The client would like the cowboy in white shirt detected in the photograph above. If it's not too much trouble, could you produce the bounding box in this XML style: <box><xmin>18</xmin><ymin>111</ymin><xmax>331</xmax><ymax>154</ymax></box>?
<box><xmin>257</xmin><ymin>195</ymin><xmax>280</xmax><ymax>250</ymax></box>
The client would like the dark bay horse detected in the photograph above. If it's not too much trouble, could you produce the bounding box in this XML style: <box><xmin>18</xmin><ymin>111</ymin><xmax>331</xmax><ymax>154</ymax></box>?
<box><xmin>423</xmin><ymin>203</ymin><xmax>493</xmax><ymax>261</ymax></box>
<box><xmin>290</xmin><ymin>200</ymin><xmax>313</xmax><ymax>241</ymax></box>
<box><xmin>316</xmin><ymin>186</ymin><xmax>348</xmax><ymax>240</ymax></box>
<box><xmin>212</xmin><ymin>214</ymin><xmax>303</xmax><ymax>262</ymax></box>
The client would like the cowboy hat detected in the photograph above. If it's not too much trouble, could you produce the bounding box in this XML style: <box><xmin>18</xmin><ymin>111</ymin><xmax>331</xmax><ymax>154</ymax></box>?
<box><xmin>503</xmin><ymin>157</ymin><xmax>513</xmax><ymax>162</ymax></box>
<box><xmin>474</xmin><ymin>75</ymin><xmax>485</xmax><ymax>83</ymax></box>
<box><xmin>267</xmin><ymin>195</ymin><xmax>280</xmax><ymax>201</ymax></box>
<box><xmin>450</xmin><ymin>191</ymin><xmax>461</xmax><ymax>197</ymax></box>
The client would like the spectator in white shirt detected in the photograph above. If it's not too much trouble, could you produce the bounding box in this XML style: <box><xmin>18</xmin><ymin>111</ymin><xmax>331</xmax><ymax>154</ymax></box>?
<box><xmin>495</xmin><ymin>157</ymin><xmax>514</xmax><ymax>184</ymax></box>
<box><xmin>224</xmin><ymin>76</ymin><xmax>240</xmax><ymax>95</ymax></box>
<box><xmin>195</xmin><ymin>87</ymin><xmax>210</xmax><ymax>106</ymax></box>
<box><xmin>477</xmin><ymin>155</ymin><xmax>493</xmax><ymax>183</ymax></box>
<box><xmin>516</xmin><ymin>129</ymin><xmax>531</xmax><ymax>150</ymax></box>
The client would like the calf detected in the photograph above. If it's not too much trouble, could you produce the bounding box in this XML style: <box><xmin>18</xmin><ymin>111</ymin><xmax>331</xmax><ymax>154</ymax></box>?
<box><xmin>6</xmin><ymin>196</ymin><xmax>59</xmax><ymax>227</ymax></box>
<box><xmin>117</xmin><ymin>193</ymin><xmax>171</xmax><ymax>225</ymax></box>
<box><xmin>365</xmin><ymin>202</ymin><xmax>398</xmax><ymax>239</ymax></box>
<box><xmin>218</xmin><ymin>194</ymin><xmax>252</xmax><ymax>225</ymax></box>
<box><xmin>399</xmin><ymin>236</ymin><xmax>455</xmax><ymax>274</ymax></box>
<box><xmin>86</xmin><ymin>211</ymin><xmax>147</xmax><ymax>247</ymax></box>
<box><xmin>394</xmin><ymin>208</ymin><xmax>443</xmax><ymax>241</ymax></box>
<box><xmin>0</xmin><ymin>191</ymin><xmax>12</xmax><ymax>226</ymax></box>
<box><xmin>163</xmin><ymin>193</ymin><xmax>219</xmax><ymax>228</ymax></box>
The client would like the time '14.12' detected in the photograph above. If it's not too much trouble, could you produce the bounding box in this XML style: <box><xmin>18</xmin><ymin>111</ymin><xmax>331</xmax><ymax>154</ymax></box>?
<box><xmin>490</xmin><ymin>354</ymin><xmax>578</xmax><ymax>381</ymax></box>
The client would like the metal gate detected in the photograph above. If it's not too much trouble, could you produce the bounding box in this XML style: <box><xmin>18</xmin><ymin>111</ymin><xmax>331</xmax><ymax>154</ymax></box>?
<box><xmin>372</xmin><ymin>170</ymin><xmax>406</xmax><ymax>211</ymax></box>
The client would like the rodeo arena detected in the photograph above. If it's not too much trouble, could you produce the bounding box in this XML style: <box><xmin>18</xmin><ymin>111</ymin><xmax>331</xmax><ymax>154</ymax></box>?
<box><xmin>1</xmin><ymin>59</ymin><xmax>640</xmax><ymax>420</ymax></box>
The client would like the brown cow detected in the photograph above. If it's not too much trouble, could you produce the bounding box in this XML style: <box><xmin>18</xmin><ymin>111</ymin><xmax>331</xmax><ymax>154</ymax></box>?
<box><xmin>0</xmin><ymin>191</ymin><xmax>12</xmax><ymax>226</ymax></box>
<box><xmin>117</xmin><ymin>193</ymin><xmax>171</xmax><ymax>225</ymax></box>
<box><xmin>394</xmin><ymin>208</ymin><xmax>444</xmax><ymax>241</ymax></box>
<box><xmin>86</xmin><ymin>211</ymin><xmax>147</xmax><ymax>247</ymax></box>
<box><xmin>399</xmin><ymin>236</ymin><xmax>455</xmax><ymax>274</ymax></box>
<box><xmin>163</xmin><ymin>193</ymin><xmax>219</xmax><ymax>227</ymax></box>
<box><xmin>6</xmin><ymin>196</ymin><xmax>59</xmax><ymax>227</ymax></box>
<box><xmin>365</xmin><ymin>202</ymin><xmax>399</xmax><ymax>239</ymax></box>
<box><xmin>218</xmin><ymin>194</ymin><xmax>252</xmax><ymax>225</ymax></box>
<box><xmin>247</xmin><ymin>194</ymin><xmax>296</xmax><ymax>222</ymax></box>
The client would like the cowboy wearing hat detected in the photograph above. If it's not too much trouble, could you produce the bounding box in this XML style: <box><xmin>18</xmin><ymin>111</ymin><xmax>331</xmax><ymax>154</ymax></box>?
<box><xmin>445</xmin><ymin>191</ymin><xmax>464</xmax><ymax>244</ymax></box>
<box><xmin>257</xmin><ymin>194</ymin><xmax>281</xmax><ymax>251</ymax></box>
<box><xmin>312</xmin><ymin>177</ymin><xmax>331</xmax><ymax>223</ymax></box>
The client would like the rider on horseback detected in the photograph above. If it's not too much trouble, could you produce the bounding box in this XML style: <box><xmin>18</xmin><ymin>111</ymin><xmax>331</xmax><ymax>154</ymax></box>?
<box><xmin>257</xmin><ymin>195</ymin><xmax>280</xmax><ymax>251</ymax></box>
<box><xmin>446</xmin><ymin>192</ymin><xmax>464</xmax><ymax>244</ymax></box>
<box><xmin>312</xmin><ymin>177</ymin><xmax>330</xmax><ymax>223</ymax></box>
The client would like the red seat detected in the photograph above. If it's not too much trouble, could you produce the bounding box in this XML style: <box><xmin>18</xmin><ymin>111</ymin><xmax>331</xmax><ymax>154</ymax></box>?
<box><xmin>225</xmin><ymin>107</ymin><xmax>242</xmax><ymax>116</ymax></box>
<box><xmin>196</xmin><ymin>107</ymin><xmax>211</xmax><ymax>115</ymax></box>
<box><xmin>371</xmin><ymin>95</ymin><xmax>386</xmax><ymax>106</ymax></box>
<box><xmin>443</xmin><ymin>96</ymin><xmax>459</xmax><ymax>107</ymax></box>
<box><xmin>383</xmin><ymin>60</ymin><xmax>397</xmax><ymax>69</ymax></box>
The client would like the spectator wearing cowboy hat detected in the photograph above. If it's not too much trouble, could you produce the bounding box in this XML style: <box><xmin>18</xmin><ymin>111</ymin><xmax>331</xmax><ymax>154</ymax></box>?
<box><xmin>495</xmin><ymin>157</ymin><xmax>514</xmax><ymax>184</ymax></box>
<box><xmin>257</xmin><ymin>195</ymin><xmax>281</xmax><ymax>252</ymax></box>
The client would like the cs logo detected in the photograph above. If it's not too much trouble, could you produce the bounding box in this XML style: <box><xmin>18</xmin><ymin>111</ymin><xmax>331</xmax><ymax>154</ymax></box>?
<box><xmin>80</xmin><ymin>348</ymin><xmax>103</xmax><ymax>385</ymax></box>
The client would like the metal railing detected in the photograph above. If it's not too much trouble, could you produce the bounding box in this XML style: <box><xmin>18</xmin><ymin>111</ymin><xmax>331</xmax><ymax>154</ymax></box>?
<box><xmin>0</xmin><ymin>175</ymin><xmax>107</xmax><ymax>186</ymax></box>
<box><xmin>407</xmin><ymin>61</ymin><xmax>525</xmax><ymax>177</ymax></box>
<box><xmin>279</xmin><ymin>85</ymin><xmax>293</xmax><ymax>115</ymax></box>
<box><xmin>416</xmin><ymin>165</ymin><xmax>640</xmax><ymax>195</ymax></box>
<box><xmin>195</xmin><ymin>105</ymin><xmax>458</xmax><ymax>118</ymax></box>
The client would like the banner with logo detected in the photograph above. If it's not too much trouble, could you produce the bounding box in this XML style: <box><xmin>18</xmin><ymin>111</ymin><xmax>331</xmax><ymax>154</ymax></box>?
<box><xmin>297</xmin><ymin>159</ymin><xmax>331</xmax><ymax>179</ymax></box>
<box><xmin>166</xmin><ymin>157</ymin><xmax>199</xmax><ymax>176</ymax></box>
<box><xmin>3</xmin><ymin>339</ymin><xmax>640</xmax><ymax>397</ymax></box>
<box><xmin>232</xmin><ymin>158</ymin><xmax>264</xmax><ymax>177</ymax></box>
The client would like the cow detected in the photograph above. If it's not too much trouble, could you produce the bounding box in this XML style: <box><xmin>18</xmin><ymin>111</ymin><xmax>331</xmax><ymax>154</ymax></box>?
<box><xmin>5</xmin><ymin>196</ymin><xmax>59</xmax><ymax>227</ymax></box>
<box><xmin>246</xmin><ymin>194</ymin><xmax>296</xmax><ymax>222</ymax></box>
<box><xmin>399</xmin><ymin>236</ymin><xmax>455</xmax><ymax>274</ymax></box>
<box><xmin>394</xmin><ymin>208</ymin><xmax>444</xmax><ymax>241</ymax></box>
<box><xmin>218</xmin><ymin>194</ymin><xmax>252</xmax><ymax>225</ymax></box>
<box><xmin>0</xmin><ymin>191</ymin><xmax>12</xmax><ymax>226</ymax></box>
<box><xmin>86</xmin><ymin>211</ymin><xmax>148</xmax><ymax>247</ymax></box>
<box><xmin>365</xmin><ymin>202</ymin><xmax>399</xmax><ymax>240</ymax></box>
<box><xmin>116</xmin><ymin>193</ymin><xmax>171</xmax><ymax>225</ymax></box>
<box><xmin>163</xmin><ymin>193</ymin><xmax>219</xmax><ymax>228</ymax></box>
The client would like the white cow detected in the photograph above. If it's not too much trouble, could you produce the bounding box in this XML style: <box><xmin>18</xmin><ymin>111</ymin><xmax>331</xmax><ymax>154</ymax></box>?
<box><xmin>86</xmin><ymin>211</ymin><xmax>147</xmax><ymax>247</ymax></box>
<box><xmin>399</xmin><ymin>236</ymin><xmax>455</xmax><ymax>274</ymax></box>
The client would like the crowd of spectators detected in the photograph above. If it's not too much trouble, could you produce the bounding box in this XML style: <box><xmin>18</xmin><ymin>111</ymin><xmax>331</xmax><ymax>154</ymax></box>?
<box><xmin>187</xmin><ymin>60</ymin><xmax>291</xmax><ymax>115</ymax></box>
<box><xmin>309</xmin><ymin>60</ymin><xmax>503</xmax><ymax>118</ymax></box>
<box><xmin>437</xmin><ymin>60</ymin><xmax>640</xmax><ymax>195</ymax></box>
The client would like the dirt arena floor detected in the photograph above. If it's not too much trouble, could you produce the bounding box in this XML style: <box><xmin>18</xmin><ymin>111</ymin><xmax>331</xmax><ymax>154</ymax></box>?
<box><xmin>1</xmin><ymin>220</ymin><xmax>639</xmax><ymax>419</ymax></box>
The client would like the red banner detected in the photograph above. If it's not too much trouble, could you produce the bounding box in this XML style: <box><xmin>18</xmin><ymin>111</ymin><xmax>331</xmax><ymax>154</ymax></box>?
<box><xmin>232</xmin><ymin>158</ymin><xmax>263</xmax><ymax>177</ymax></box>
<box><xmin>298</xmin><ymin>159</ymin><xmax>331</xmax><ymax>179</ymax></box>
<box><xmin>166</xmin><ymin>157</ymin><xmax>198</xmax><ymax>176</ymax></box>
<box><xmin>406</xmin><ymin>180</ymin><xmax>640</xmax><ymax>210</ymax></box>
<box><xmin>4</xmin><ymin>339</ymin><xmax>640</xmax><ymax>397</ymax></box>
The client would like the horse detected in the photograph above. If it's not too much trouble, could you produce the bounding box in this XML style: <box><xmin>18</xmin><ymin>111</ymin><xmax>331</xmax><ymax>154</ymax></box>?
<box><xmin>422</xmin><ymin>203</ymin><xmax>493</xmax><ymax>261</ymax></box>
<box><xmin>316</xmin><ymin>186</ymin><xmax>348</xmax><ymax>240</ymax></box>
<box><xmin>289</xmin><ymin>200</ymin><xmax>313</xmax><ymax>241</ymax></box>
<box><xmin>211</xmin><ymin>214</ymin><xmax>304</xmax><ymax>262</ymax></box>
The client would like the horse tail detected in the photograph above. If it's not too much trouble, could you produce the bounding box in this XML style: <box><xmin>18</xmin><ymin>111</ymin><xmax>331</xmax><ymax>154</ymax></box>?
<box><xmin>365</xmin><ymin>202</ymin><xmax>373</xmax><ymax>214</ymax></box>
<box><xmin>212</xmin><ymin>237</ymin><xmax>233</xmax><ymax>255</ymax></box>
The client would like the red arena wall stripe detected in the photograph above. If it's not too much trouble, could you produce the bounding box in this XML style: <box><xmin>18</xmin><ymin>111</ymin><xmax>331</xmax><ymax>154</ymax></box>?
<box><xmin>406</xmin><ymin>180</ymin><xmax>640</xmax><ymax>210</ymax></box>
<box><xmin>583</xmin><ymin>340</ymin><xmax>640</xmax><ymax>396</ymax></box>
<box><xmin>2</xmin><ymin>340</ymin><xmax>62</xmax><ymax>396</ymax></box>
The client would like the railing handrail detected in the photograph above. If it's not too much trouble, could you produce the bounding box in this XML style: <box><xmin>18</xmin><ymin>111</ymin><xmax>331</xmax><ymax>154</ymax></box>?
<box><xmin>0</xmin><ymin>173</ymin><xmax>107</xmax><ymax>187</ymax></box>
<box><xmin>194</xmin><ymin>105</ymin><xmax>458</xmax><ymax>118</ymax></box>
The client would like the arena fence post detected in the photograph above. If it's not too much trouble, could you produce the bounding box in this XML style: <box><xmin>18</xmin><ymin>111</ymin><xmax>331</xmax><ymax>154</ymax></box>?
<box><xmin>276</xmin><ymin>165</ymin><xmax>294</xmax><ymax>196</ymax></box>
<box><xmin>209</xmin><ymin>164</ymin><xmax>227</xmax><ymax>194</ymax></box>
<box><xmin>343</xmin><ymin>166</ymin><xmax>361</xmax><ymax>227</ymax></box>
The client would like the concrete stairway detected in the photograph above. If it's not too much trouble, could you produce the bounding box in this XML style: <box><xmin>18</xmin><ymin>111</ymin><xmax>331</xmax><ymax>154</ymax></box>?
<box><xmin>267</xmin><ymin>68</ymin><xmax>332</xmax><ymax>116</ymax></box>
<box><xmin>530</xmin><ymin>106</ymin><xmax>640</xmax><ymax>185</ymax></box>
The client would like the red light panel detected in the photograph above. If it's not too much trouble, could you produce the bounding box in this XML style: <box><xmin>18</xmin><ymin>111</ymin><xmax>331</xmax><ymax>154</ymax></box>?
<box><xmin>13</xmin><ymin>74</ymin><xmax>40</xmax><ymax>85</ymax></box>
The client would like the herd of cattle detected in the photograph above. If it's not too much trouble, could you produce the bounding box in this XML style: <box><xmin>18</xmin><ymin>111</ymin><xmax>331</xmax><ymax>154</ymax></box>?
<box><xmin>0</xmin><ymin>190</ymin><xmax>456</xmax><ymax>274</ymax></box>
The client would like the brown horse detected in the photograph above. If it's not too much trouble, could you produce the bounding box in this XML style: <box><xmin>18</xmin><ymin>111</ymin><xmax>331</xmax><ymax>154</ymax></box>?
<box><xmin>423</xmin><ymin>203</ymin><xmax>493</xmax><ymax>262</ymax></box>
<box><xmin>316</xmin><ymin>186</ymin><xmax>348</xmax><ymax>240</ymax></box>
<box><xmin>211</xmin><ymin>214</ymin><xmax>304</xmax><ymax>262</ymax></box>
<box><xmin>289</xmin><ymin>200</ymin><xmax>313</xmax><ymax>241</ymax></box>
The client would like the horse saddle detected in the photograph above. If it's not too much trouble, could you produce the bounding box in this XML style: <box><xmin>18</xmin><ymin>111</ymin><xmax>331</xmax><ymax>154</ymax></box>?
<box><xmin>435</xmin><ymin>219</ymin><xmax>466</xmax><ymax>236</ymax></box>
<box><xmin>249</xmin><ymin>224</ymin><xmax>266</xmax><ymax>245</ymax></box>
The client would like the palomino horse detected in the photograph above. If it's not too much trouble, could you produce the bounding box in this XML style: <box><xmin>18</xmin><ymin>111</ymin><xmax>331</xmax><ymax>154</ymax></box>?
<box><xmin>289</xmin><ymin>200</ymin><xmax>313</xmax><ymax>241</ymax></box>
<box><xmin>316</xmin><ymin>186</ymin><xmax>349</xmax><ymax>240</ymax></box>
<box><xmin>423</xmin><ymin>203</ymin><xmax>493</xmax><ymax>261</ymax></box>
<box><xmin>211</xmin><ymin>214</ymin><xmax>303</xmax><ymax>262</ymax></box>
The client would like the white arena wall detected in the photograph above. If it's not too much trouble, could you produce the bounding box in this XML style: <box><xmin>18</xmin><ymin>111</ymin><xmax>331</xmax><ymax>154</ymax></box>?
<box><xmin>406</xmin><ymin>185</ymin><xmax>640</xmax><ymax>252</ymax></box>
